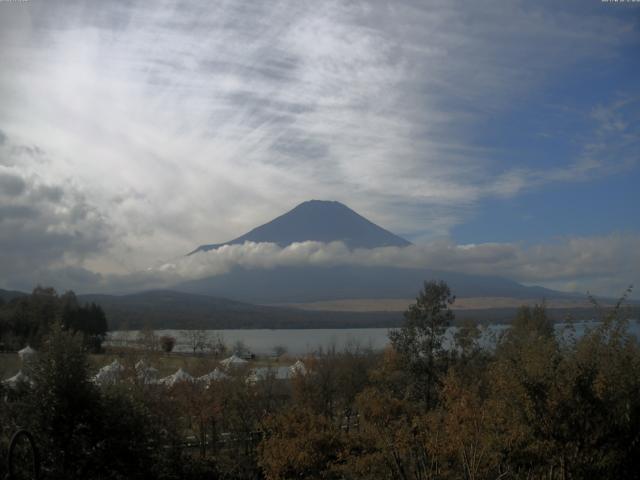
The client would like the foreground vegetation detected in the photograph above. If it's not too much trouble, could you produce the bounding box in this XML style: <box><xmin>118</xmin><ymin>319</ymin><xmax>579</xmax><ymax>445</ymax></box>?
<box><xmin>1</xmin><ymin>282</ymin><xmax>639</xmax><ymax>479</ymax></box>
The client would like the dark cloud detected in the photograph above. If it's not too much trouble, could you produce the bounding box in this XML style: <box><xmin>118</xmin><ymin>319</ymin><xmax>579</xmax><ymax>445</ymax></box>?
<box><xmin>0</xmin><ymin>172</ymin><xmax>26</xmax><ymax>196</ymax></box>
<box><xmin>32</xmin><ymin>184</ymin><xmax>64</xmax><ymax>202</ymax></box>
<box><xmin>0</xmin><ymin>170</ymin><xmax>113</xmax><ymax>290</ymax></box>
<box><xmin>21</xmin><ymin>265</ymin><xmax>106</xmax><ymax>293</ymax></box>
<box><xmin>0</xmin><ymin>204</ymin><xmax>37</xmax><ymax>220</ymax></box>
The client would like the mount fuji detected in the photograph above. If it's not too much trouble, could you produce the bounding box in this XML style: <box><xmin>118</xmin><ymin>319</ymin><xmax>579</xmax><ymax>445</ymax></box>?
<box><xmin>189</xmin><ymin>200</ymin><xmax>411</xmax><ymax>254</ymax></box>
<box><xmin>179</xmin><ymin>200</ymin><xmax>566</xmax><ymax>304</ymax></box>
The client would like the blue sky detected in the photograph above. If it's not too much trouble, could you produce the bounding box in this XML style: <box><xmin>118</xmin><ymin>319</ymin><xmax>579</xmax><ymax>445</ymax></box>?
<box><xmin>453</xmin><ymin>58</ymin><xmax>640</xmax><ymax>244</ymax></box>
<box><xmin>0</xmin><ymin>0</ymin><xmax>639</xmax><ymax>296</ymax></box>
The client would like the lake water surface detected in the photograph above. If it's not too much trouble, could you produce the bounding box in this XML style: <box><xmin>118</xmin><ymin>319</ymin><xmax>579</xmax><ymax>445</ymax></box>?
<box><xmin>107</xmin><ymin>320</ymin><xmax>640</xmax><ymax>356</ymax></box>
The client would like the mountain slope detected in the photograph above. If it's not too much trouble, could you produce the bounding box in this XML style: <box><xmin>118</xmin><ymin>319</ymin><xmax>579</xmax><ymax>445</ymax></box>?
<box><xmin>183</xmin><ymin>200</ymin><xmax>579</xmax><ymax>303</ymax></box>
<box><xmin>175</xmin><ymin>265</ymin><xmax>567</xmax><ymax>304</ymax></box>
<box><xmin>0</xmin><ymin>288</ymin><xmax>27</xmax><ymax>303</ymax></box>
<box><xmin>190</xmin><ymin>200</ymin><xmax>411</xmax><ymax>254</ymax></box>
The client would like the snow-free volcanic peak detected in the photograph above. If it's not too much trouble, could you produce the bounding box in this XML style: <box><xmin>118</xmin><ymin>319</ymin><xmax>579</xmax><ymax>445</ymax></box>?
<box><xmin>189</xmin><ymin>200</ymin><xmax>411</xmax><ymax>254</ymax></box>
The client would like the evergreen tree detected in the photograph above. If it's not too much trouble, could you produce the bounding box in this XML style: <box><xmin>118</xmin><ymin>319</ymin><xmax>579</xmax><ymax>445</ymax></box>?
<box><xmin>389</xmin><ymin>280</ymin><xmax>455</xmax><ymax>406</ymax></box>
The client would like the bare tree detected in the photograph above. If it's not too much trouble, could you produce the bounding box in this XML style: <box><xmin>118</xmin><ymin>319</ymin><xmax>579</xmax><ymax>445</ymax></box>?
<box><xmin>137</xmin><ymin>324</ymin><xmax>158</xmax><ymax>352</ymax></box>
<box><xmin>272</xmin><ymin>345</ymin><xmax>287</xmax><ymax>358</ymax></box>
<box><xmin>187</xmin><ymin>329</ymin><xmax>207</xmax><ymax>355</ymax></box>
<box><xmin>232</xmin><ymin>339</ymin><xmax>249</xmax><ymax>357</ymax></box>
<box><xmin>206</xmin><ymin>332</ymin><xmax>227</xmax><ymax>357</ymax></box>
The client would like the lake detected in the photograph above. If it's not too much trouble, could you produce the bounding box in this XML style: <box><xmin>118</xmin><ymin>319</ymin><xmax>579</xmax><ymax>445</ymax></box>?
<box><xmin>107</xmin><ymin>320</ymin><xmax>640</xmax><ymax>356</ymax></box>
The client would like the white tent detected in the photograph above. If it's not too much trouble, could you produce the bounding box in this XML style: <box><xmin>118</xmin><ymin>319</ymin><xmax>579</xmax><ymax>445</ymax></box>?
<box><xmin>135</xmin><ymin>360</ymin><xmax>159</xmax><ymax>383</ymax></box>
<box><xmin>18</xmin><ymin>345</ymin><xmax>37</xmax><ymax>362</ymax></box>
<box><xmin>275</xmin><ymin>366</ymin><xmax>291</xmax><ymax>379</ymax></box>
<box><xmin>197</xmin><ymin>368</ymin><xmax>227</xmax><ymax>384</ymax></box>
<box><xmin>93</xmin><ymin>359</ymin><xmax>125</xmax><ymax>386</ymax></box>
<box><xmin>110</xmin><ymin>359</ymin><xmax>125</xmax><ymax>370</ymax></box>
<box><xmin>135</xmin><ymin>359</ymin><xmax>149</xmax><ymax>370</ymax></box>
<box><xmin>247</xmin><ymin>366</ymin><xmax>291</xmax><ymax>384</ymax></box>
<box><xmin>220</xmin><ymin>354</ymin><xmax>248</xmax><ymax>368</ymax></box>
<box><xmin>2</xmin><ymin>370</ymin><xmax>33</xmax><ymax>389</ymax></box>
<box><xmin>159</xmin><ymin>368</ymin><xmax>193</xmax><ymax>387</ymax></box>
<box><xmin>289</xmin><ymin>360</ymin><xmax>307</xmax><ymax>376</ymax></box>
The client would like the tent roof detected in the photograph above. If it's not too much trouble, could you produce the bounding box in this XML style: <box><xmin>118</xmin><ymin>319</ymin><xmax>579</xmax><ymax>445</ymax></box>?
<box><xmin>251</xmin><ymin>366</ymin><xmax>291</xmax><ymax>381</ymax></box>
<box><xmin>93</xmin><ymin>362</ymin><xmax>125</xmax><ymax>385</ymax></box>
<box><xmin>290</xmin><ymin>360</ymin><xmax>307</xmax><ymax>375</ymax></box>
<box><xmin>2</xmin><ymin>370</ymin><xmax>32</xmax><ymax>388</ymax></box>
<box><xmin>135</xmin><ymin>360</ymin><xmax>158</xmax><ymax>375</ymax></box>
<box><xmin>99</xmin><ymin>359</ymin><xmax>124</xmax><ymax>374</ymax></box>
<box><xmin>135</xmin><ymin>359</ymin><xmax>149</xmax><ymax>369</ymax></box>
<box><xmin>198</xmin><ymin>368</ymin><xmax>227</xmax><ymax>383</ymax></box>
<box><xmin>110</xmin><ymin>359</ymin><xmax>124</xmax><ymax>369</ymax></box>
<box><xmin>220</xmin><ymin>354</ymin><xmax>248</xmax><ymax>367</ymax></box>
<box><xmin>160</xmin><ymin>368</ymin><xmax>193</xmax><ymax>386</ymax></box>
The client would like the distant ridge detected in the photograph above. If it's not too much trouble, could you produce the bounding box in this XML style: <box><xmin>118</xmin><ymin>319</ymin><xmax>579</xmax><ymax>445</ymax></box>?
<box><xmin>0</xmin><ymin>288</ymin><xmax>27</xmax><ymax>302</ymax></box>
<box><xmin>189</xmin><ymin>200</ymin><xmax>411</xmax><ymax>254</ymax></box>
<box><xmin>75</xmin><ymin>289</ymin><xmax>403</xmax><ymax>330</ymax></box>
<box><xmin>2</xmin><ymin>287</ymin><xmax>637</xmax><ymax>330</ymax></box>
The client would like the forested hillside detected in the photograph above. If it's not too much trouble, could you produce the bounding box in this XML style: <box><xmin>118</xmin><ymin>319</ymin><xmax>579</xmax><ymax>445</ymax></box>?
<box><xmin>0</xmin><ymin>287</ymin><xmax>108</xmax><ymax>352</ymax></box>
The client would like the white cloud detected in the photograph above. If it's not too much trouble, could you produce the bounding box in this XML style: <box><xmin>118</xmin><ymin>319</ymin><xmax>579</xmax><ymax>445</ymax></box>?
<box><xmin>168</xmin><ymin>235</ymin><xmax>640</xmax><ymax>294</ymax></box>
<box><xmin>23</xmin><ymin>235</ymin><xmax>637</xmax><ymax>298</ymax></box>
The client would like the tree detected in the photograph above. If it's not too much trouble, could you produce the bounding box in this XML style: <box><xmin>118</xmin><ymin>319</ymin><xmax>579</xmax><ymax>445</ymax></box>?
<box><xmin>453</xmin><ymin>319</ymin><xmax>481</xmax><ymax>358</ymax></box>
<box><xmin>232</xmin><ymin>339</ymin><xmax>249</xmax><ymax>357</ymax></box>
<box><xmin>485</xmin><ymin>294</ymin><xmax>640</xmax><ymax>479</ymax></box>
<box><xmin>187</xmin><ymin>329</ymin><xmax>207</xmax><ymax>355</ymax></box>
<box><xmin>389</xmin><ymin>280</ymin><xmax>455</xmax><ymax>406</ymax></box>
<box><xmin>511</xmin><ymin>302</ymin><xmax>554</xmax><ymax>341</ymax></box>
<box><xmin>427</xmin><ymin>370</ymin><xmax>502</xmax><ymax>480</ymax></box>
<box><xmin>259</xmin><ymin>406</ymin><xmax>345</xmax><ymax>480</ymax></box>
<box><xmin>206</xmin><ymin>332</ymin><xmax>227</xmax><ymax>357</ymax></box>
<box><xmin>344</xmin><ymin>386</ymin><xmax>430</xmax><ymax>480</ymax></box>
<box><xmin>272</xmin><ymin>345</ymin><xmax>287</xmax><ymax>358</ymax></box>
<box><xmin>137</xmin><ymin>324</ymin><xmax>158</xmax><ymax>352</ymax></box>
<box><xmin>160</xmin><ymin>335</ymin><xmax>176</xmax><ymax>353</ymax></box>
<box><xmin>26</xmin><ymin>322</ymin><xmax>103</xmax><ymax>478</ymax></box>
<box><xmin>61</xmin><ymin>295</ymin><xmax>108</xmax><ymax>353</ymax></box>
<box><xmin>0</xmin><ymin>287</ymin><xmax>108</xmax><ymax>351</ymax></box>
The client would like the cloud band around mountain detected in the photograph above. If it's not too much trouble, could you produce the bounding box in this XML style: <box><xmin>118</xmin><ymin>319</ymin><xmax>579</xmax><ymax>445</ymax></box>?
<box><xmin>16</xmin><ymin>236</ymin><xmax>634</xmax><ymax>298</ymax></box>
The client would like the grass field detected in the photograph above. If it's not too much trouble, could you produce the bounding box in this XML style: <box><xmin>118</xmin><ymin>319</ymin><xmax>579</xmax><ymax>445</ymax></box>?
<box><xmin>0</xmin><ymin>353</ymin><xmax>21</xmax><ymax>380</ymax></box>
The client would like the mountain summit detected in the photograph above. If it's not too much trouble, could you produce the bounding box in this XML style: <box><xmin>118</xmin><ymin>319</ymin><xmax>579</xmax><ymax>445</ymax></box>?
<box><xmin>189</xmin><ymin>200</ymin><xmax>411</xmax><ymax>254</ymax></box>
